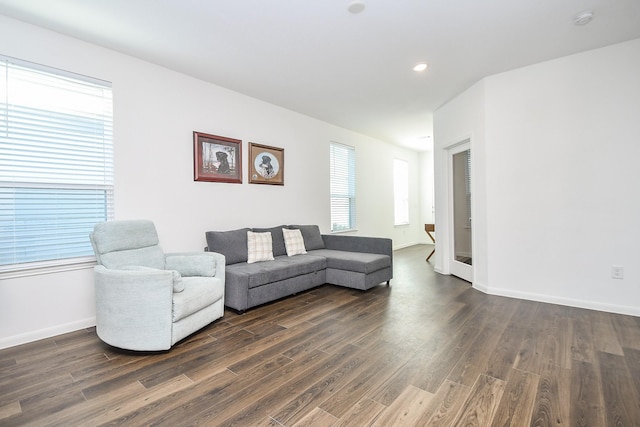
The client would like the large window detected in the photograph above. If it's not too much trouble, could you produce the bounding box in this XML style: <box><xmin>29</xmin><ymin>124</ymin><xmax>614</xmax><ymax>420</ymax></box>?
<box><xmin>329</xmin><ymin>142</ymin><xmax>356</xmax><ymax>232</ymax></box>
<box><xmin>0</xmin><ymin>56</ymin><xmax>114</xmax><ymax>272</ymax></box>
<box><xmin>393</xmin><ymin>159</ymin><xmax>409</xmax><ymax>225</ymax></box>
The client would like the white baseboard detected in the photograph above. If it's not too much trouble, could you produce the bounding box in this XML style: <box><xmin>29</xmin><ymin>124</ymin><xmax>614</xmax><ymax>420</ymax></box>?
<box><xmin>475</xmin><ymin>285</ymin><xmax>640</xmax><ymax>317</ymax></box>
<box><xmin>0</xmin><ymin>317</ymin><xmax>96</xmax><ymax>350</ymax></box>
<box><xmin>393</xmin><ymin>241</ymin><xmax>426</xmax><ymax>250</ymax></box>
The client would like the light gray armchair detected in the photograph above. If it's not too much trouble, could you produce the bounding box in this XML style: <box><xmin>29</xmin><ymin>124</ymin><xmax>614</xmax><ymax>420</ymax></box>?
<box><xmin>89</xmin><ymin>220</ymin><xmax>225</xmax><ymax>351</ymax></box>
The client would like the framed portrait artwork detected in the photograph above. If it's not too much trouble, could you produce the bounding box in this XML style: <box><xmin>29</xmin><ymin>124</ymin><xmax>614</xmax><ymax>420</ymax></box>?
<box><xmin>249</xmin><ymin>143</ymin><xmax>284</xmax><ymax>185</ymax></box>
<box><xmin>193</xmin><ymin>131</ymin><xmax>242</xmax><ymax>183</ymax></box>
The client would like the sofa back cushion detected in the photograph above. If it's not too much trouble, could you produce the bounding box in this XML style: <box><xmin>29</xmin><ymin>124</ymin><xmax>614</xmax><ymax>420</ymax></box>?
<box><xmin>288</xmin><ymin>225</ymin><xmax>325</xmax><ymax>250</ymax></box>
<box><xmin>252</xmin><ymin>225</ymin><xmax>288</xmax><ymax>257</ymax></box>
<box><xmin>205</xmin><ymin>228</ymin><xmax>250</xmax><ymax>265</ymax></box>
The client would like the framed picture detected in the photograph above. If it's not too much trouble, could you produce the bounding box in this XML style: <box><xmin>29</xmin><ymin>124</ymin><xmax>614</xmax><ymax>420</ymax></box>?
<box><xmin>249</xmin><ymin>143</ymin><xmax>284</xmax><ymax>185</ymax></box>
<box><xmin>193</xmin><ymin>131</ymin><xmax>242</xmax><ymax>183</ymax></box>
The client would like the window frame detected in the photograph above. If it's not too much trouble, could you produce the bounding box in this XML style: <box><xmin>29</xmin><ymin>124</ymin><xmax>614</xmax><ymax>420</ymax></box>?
<box><xmin>329</xmin><ymin>141</ymin><xmax>356</xmax><ymax>233</ymax></box>
<box><xmin>0</xmin><ymin>55</ymin><xmax>114</xmax><ymax>277</ymax></box>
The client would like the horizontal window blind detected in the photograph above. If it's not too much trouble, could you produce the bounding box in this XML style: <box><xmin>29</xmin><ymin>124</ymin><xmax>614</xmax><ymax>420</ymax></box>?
<box><xmin>0</xmin><ymin>56</ymin><xmax>113</xmax><ymax>269</ymax></box>
<box><xmin>330</xmin><ymin>142</ymin><xmax>356</xmax><ymax>232</ymax></box>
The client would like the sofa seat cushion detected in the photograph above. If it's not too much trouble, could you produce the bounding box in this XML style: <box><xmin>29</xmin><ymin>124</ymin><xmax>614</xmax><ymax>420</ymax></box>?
<box><xmin>172</xmin><ymin>276</ymin><xmax>224</xmax><ymax>322</ymax></box>
<box><xmin>308</xmin><ymin>249</ymin><xmax>391</xmax><ymax>274</ymax></box>
<box><xmin>226</xmin><ymin>254</ymin><xmax>326</xmax><ymax>289</ymax></box>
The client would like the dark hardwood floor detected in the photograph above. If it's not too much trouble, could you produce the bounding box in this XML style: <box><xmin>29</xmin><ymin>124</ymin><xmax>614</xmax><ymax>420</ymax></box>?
<box><xmin>2</xmin><ymin>244</ymin><xmax>640</xmax><ymax>426</ymax></box>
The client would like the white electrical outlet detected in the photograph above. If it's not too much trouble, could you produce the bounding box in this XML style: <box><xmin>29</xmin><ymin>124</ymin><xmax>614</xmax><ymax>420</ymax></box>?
<box><xmin>612</xmin><ymin>266</ymin><xmax>624</xmax><ymax>279</ymax></box>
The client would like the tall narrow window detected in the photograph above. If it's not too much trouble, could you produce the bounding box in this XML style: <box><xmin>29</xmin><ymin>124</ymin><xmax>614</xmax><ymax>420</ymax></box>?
<box><xmin>329</xmin><ymin>142</ymin><xmax>356</xmax><ymax>232</ymax></box>
<box><xmin>0</xmin><ymin>56</ymin><xmax>114</xmax><ymax>271</ymax></box>
<box><xmin>393</xmin><ymin>159</ymin><xmax>409</xmax><ymax>225</ymax></box>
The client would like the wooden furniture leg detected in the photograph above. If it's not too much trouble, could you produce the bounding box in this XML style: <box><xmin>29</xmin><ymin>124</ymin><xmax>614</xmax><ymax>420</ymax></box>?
<box><xmin>425</xmin><ymin>223</ymin><xmax>435</xmax><ymax>262</ymax></box>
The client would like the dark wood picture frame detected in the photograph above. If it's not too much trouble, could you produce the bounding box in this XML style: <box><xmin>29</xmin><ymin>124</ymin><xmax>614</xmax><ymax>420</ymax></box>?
<box><xmin>193</xmin><ymin>131</ymin><xmax>242</xmax><ymax>183</ymax></box>
<box><xmin>249</xmin><ymin>143</ymin><xmax>284</xmax><ymax>185</ymax></box>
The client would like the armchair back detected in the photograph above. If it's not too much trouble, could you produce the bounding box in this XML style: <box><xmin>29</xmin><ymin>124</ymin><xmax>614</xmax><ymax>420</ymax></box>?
<box><xmin>90</xmin><ymin>220</ymin><xmax>165</xmax><ymax>269</ymax></box>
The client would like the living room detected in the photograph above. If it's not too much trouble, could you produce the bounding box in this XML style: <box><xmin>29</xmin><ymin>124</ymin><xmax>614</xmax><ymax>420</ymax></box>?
<box><xmin>1</xmin><ymin>2</ymin><xmax>640</xmax><ymax>425</ymax></box>
<box><xmin>0</xmin><ymin>11</ymin><xmax>434</xmax><ymax>349</ymax></box>
<box><xmin>1</xmin><ymin>0</ymin><xmax>639</xmax><ymax>352</ymax></box>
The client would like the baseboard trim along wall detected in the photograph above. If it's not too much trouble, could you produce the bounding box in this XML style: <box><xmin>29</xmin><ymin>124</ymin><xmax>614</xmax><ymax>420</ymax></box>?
<box><xmin>0</xmin><ymin>317</ymin><xmax>97</xmax><ymax>350</ymax></box>
<box><xmin>476</xmin><ymin>283</ymin><xmax>640</xmax><ymax>318</ymax></box>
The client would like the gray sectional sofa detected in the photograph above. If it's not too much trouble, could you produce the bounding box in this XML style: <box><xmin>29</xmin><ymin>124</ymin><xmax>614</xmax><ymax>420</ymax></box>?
<box><xmin>205</xmin><ymin>225</ymin><xmax>392</xmax><ymax>313</ymax></box>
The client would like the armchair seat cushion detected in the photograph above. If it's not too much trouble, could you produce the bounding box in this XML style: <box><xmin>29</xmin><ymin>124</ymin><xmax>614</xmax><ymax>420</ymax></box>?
<box><xmin>172</xmin><ymin>276</ymin><xmax>225</xmax><ymax>322</ymax></box>
<box><xmin>308</xmin><ymin>249</ymin><xmax>391</xmax><ymax>274</ymax></box>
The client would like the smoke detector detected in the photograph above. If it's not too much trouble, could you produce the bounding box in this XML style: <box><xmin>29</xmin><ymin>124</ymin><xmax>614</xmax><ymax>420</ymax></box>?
<box><xmin>573</xmin><ymin>10</ymin><xmax>594</xmax><ymax>26</ymax></box>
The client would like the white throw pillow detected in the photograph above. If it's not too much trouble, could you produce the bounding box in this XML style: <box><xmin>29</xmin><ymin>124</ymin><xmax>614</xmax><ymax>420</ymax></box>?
<box><xmin>247</xmin><ymin>231</ymin><xmax>275</xmax><ymax>263</ymax></box>
<box><xmin>282</xmin><ymin>228</ymin><xmax>307</xmax><ymax>256</ymax></box>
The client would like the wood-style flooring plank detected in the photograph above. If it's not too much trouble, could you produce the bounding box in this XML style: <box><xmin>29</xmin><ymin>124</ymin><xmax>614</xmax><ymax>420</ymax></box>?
<box><xmin>371</xmin><ymin>385</ymin><xmax>434</xmax><ymax>426</ymax></box>
<box><xmin>317</xmin><ymin>342</ymin><xmax>414</xmax><ymax>420</ymax></box>
<box><xmin>334</xmin><ymin>398</ymin><xmax>386</xmax><ymax>427</ymax></box>
<box><xmin>291</xmin><ymin>407</ymin><xmax>338</xmax><ymax>427</ymax></box>
<box><xmin>271</xmin><ymin>340</ymin><xmax>396</xmax><ymax>425</ymax></box>
<box><xmin>0</xmin><ymin>400</ymin><xmax>21</xmax><ymax>421</ymax></box>
<box><xmin>570</xmin><ymin>319</ymin><xmax>595</xmax><ymax>364</ymax></box>
<box><xmin>591</xmin><ymin>311</ymin><xmax>625</xmax><ymax>356</ymax></box>
<box><xmin>484</xmin><ymin>321</ymin><xmax>526</xmax><ymax>382</ymax></box>
<box><xmin>529</xmin><ymin>362</ymin><xmax>571</xmax><ymax>426</ymax></box>
<box><xmin>598</xmin><ymin>351</ymin><xmax>640</xmax><ymax>426</ymax></box>
<box><xmin>451</xmin><ymin>374</ymin><xmax>506</xmax><ymax>426</ymax></box>
<box><xmin>570</xmin><ymin>360</ymin><xmax>604</xmax><ymax>427</ymax></box>
<box><xmin>623</xmin><ymin>347</ymin><xmax>640</xmax><ymax>399</ymax></box>
<box><xmin>211</xmin><ymin>345</ymin><xmax>362</xmax><ymax>427</ymax></box>
<box><xmin>447</xmin><ymin>322</ymin><xmax>505</xmax><ymax>387</ymax></box>
<box><xmin>611</xmin><ymin>314</ymin><xmax>640</xmax><ymax>351</ymax></box>
<box><xmin>421</xmin><ymin>380</ymin><xmax>471</xmax><ymax>427</ymax></box>
<box><xmin>491</xmin><ymin>369</ymin><xmax>540</xmax><ymax>427</ymax></box>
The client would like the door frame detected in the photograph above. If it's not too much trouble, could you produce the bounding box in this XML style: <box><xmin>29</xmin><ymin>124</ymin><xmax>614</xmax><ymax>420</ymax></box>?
<box><xmin>447</xmin><ymin>139</ymin><xmax>473</xmax><ymax>283</ymax></box>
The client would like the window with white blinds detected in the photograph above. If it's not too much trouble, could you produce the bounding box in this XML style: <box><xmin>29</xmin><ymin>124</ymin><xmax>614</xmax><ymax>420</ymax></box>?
<box><xmin>0</xmin><ymin>56</ymin><xmax>114</xmax><ymax>271</ymax></box>
<box><xmin>329</xmin><ymin>142</ymin><xmax>356</xmax><ymax>232</ymax></box>
<box><xmin>393</xmin><ymin>159</ymin><xmax>409</xmax><ymax>225</ymax></box>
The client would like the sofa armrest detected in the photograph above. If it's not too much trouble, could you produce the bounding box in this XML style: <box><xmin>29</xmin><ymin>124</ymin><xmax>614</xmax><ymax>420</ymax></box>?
<box><xmin>94</xmin><ymin>265</ymin><xmax>173</xmax><ymax>351</ymax></box>
<box><xmin>165</xmin><ymin>251</ymin><xmax>225</xmax><ymax>279</ymax></box>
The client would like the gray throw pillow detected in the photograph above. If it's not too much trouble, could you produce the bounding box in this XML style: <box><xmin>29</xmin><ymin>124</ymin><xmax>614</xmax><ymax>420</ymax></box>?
<box><xmin>252</xmin><ymin>225</ymin><xmax>287</xmax><ymax>257</ymax></box>
<box><xmin>288</xmin><ymin>225</ymin><xmax>325</xmax><ymax>250</ymax></box>
<box><xmin>205</xmin><ymin>228</ymin><xmax>250</xmax><ymax>265</ymax></box>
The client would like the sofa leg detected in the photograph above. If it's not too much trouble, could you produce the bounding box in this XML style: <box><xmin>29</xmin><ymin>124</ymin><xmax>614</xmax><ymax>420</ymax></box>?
<box><xmin>386</xmin><ymin>280</ymin><xmax>391</xmax><ymax>286</ymax></box>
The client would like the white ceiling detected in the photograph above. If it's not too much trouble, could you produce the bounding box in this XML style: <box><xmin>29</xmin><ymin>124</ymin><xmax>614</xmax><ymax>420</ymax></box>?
<box><xmin>1</xmin><ymin>0</ymin><xmax>639</xmax><ymax>151</ymax></box>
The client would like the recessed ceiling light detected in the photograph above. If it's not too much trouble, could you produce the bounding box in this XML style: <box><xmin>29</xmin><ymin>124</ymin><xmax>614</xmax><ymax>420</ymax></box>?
<box><xmin>573</xmin><ymin>10</ymin><xmax>594</xmax><ymax>25</ymax></box>
<box><xmin>413</xmin><ymin>63</ymin><xmax>428</xmax><ymax>72</ymax></box>
<box><xmin>348</xmin><ymin>1</ymin><xmax>365</xmax><ymax>14</ymax></box>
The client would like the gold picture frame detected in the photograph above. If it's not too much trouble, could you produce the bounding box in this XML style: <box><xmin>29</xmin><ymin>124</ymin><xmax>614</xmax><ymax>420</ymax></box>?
<box><xmin>248</xmin><ymin>143</ymin><xmax>284</xmax><ymax>185</ymax></box>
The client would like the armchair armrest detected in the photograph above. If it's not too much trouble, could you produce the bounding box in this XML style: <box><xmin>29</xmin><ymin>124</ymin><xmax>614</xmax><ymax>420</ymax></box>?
<box><xmin>165</xmin><ymin>251</ymin><xmax>225</xmax><ymax>279</ymax></box>
<box><xmin>94</xmin><ymin>265</ymin><xmax>173</xmax><ymax>351</ymax></box>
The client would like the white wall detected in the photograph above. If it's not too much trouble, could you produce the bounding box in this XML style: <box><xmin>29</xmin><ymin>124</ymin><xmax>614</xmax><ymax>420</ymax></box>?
<box><xmin>434</xmin><ymin>38</ymin><xmax>640</xmax><ymax>316</ymax></box>
<box><xmin>433</xmin><ymin>81</ymin><xmax>488</xmax><ymax>288</ymax></box>
<box><xmin>0</xmin><ymin>16</ymin><xmax>424</xmax><ymax>348</ymax></box>
<box><xmin>419</xmin><ymin>150</ymin><xmax>435</xmax><ymax>231</ymax></box>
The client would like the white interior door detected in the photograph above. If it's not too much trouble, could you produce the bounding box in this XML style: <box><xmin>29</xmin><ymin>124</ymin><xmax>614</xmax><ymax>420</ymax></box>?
<box><xmin>449</xmin><ymin>141</ymin><xmax>473</xmax><ymax>282</ymax></box>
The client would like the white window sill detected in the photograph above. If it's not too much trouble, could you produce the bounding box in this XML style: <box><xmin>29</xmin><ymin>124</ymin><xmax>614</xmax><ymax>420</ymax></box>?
<box><xmin>0</xmin><ymin>257</ymin><xmax>97</xmax><ymax>279</ymax></box>
<box><xmin>330</xmin><ymin>228</ymin><xmax>358</xmax><ymax>234</ymax></box>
